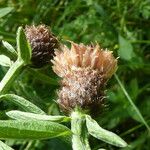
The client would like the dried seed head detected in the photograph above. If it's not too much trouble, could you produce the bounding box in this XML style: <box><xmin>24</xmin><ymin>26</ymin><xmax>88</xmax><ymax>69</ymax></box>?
<box><xmin>52</xmin><ymin>42</ymin><xmax>117</xmax><ymax>79</ymax></box>
<box><xmin>58</xmin><ymin>67</ymin><xmax>106</xmax><ymax>114</ymax></box>
<box><xmin>52</xmin><ymin>42</ymin><xmax>118</xmax><ymax>114</ymax></box>
<box><xmin>25</xmin><ymin>24</ymin><xmax>59</xmax><ymax>68</ymax></box>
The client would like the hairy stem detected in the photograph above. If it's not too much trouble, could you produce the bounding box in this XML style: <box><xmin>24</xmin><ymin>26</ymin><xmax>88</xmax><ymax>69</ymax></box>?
<box><xmin>0</xmin><ymin>59</ymin><xmax>25</xmax><ymax>94</ymax></box>
<box><xmin>71</xmin><ymin>110</ymin><xmax>91</xmax><ymax>150</ymax></box>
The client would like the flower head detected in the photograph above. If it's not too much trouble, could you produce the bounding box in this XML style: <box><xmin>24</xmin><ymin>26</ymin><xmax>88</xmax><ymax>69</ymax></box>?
<box><xmin>25</xmin><ymin>24</ymin><xmax>59</xmax><ymax>68</ymax></box>
<box><xmin>52</xmin><ymin>42</ymin><xmax>117</xmax><ymax>79</ymax></box>
<box><xmin>52</xmin><ymin>42</ymin><xmax>117</xmax><ymax>114</ymax></box>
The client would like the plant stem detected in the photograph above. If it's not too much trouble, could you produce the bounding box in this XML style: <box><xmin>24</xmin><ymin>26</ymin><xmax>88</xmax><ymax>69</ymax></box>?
<box><xmin>24</xmin><ymin>141</ymin><xmax>34</xmax><ymax>150</ymax></box>
<box><xmin>0</xmin><ymin>59</ymin><xmax>25</xmax><ymax>94</ymax></box>
<box><xmin>71</xmin><ymin>110</ymin><xmax>91</xmax><ymax>150</ymax></box>
<box><xmin>114</xmin><ymin>74</ymin><xmax>150</xmax><ymax>133</ymax></box>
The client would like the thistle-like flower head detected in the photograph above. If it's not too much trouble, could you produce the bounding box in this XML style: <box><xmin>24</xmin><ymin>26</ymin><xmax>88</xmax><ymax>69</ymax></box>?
<box><xmin>52</xmin><ymin>42</ymin><xmax>117</xmax><ymax>114</ymax></box>
<box><xmin>25</xmin><ymin>24</ymin><xmax>59</xmax><ymax>68</ymax></box>
<box><xmin>52</xmin><ymin>42</ymin><xmax>117</xmax><ymax>79</ymax></box>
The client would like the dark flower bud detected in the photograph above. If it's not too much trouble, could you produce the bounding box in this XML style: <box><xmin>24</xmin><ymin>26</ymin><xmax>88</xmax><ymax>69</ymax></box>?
<box><xmin>25</xmin><ymin>24</ymin><xmax>59</xmax><ymax>68</ymax></box>
<box><xmin>52</xmin><ymin>42</ymin><xmax>118</xmax><ymax>114</ymax></box>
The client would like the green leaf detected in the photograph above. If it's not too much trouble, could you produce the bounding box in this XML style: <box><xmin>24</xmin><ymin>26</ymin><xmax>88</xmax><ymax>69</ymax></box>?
<box><xmin>0</xmin><ymin>7</ymin><xmax>13</xmax><ymax>18</ymax></box>
<box><xmin>129</xmin><ymin>78</ymin><xmax>139</xmax><ymax>100</ymax></box>
<box><xmin>16</xmin><ymin>27</ymin><xmax>31</xmax><ymax>64</ymax></box>
<box><xmin>126</xmin><ymin>105</ymin><xmax>142</xmax><ymax>123</ymax></box>
<box><xmin>6</xmin><ymin>110</ymin><xmax>70</xmax><ymax>122</ymax></box>
<box><xmin>114</xmin><ymin>74</ymin><xmax>150</xmax><ymax>133</ymax></box>
<box><xmin>118</xmin><ymin>35</ymin><xmax>133</xmax><ymax>60</ymax></box>
<box><xmin>0</xmin><ymin>94</ymin><xmax>45</xmax><ymax>115</ymax></box>
<box><xmin>0</xmin><ymin>141</ymin><xmax>14</xmax><ymax>150</ymax></box>
<box><xmin>86</xmin><ymin>115</ymin><xmax>127</xmax><ymax>148</ymax></box>
<box><xmin>71</xmin><ymin>111</ymin><xmax>91</xmax><ymax>150</ymax></box>
<box><xmin>2</xmin><ymin>40</ymin><xmax>17</xmax><ymax>60</ymax></box>
<box><xmin>0</xmin><ymin>55</ymin><xmax>12</xmax><ymax>67</ymax></box>
<box><xmin>0</xmin><ymin>120</ymin><xmax>71</xmax><ymax>140</ymax></box>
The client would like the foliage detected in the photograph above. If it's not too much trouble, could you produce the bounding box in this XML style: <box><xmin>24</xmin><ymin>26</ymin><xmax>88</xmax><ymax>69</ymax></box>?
<box><xmin>0</xmin><ymin>0</ymin><xmax>150</xmax><ymax>149</ymax></box>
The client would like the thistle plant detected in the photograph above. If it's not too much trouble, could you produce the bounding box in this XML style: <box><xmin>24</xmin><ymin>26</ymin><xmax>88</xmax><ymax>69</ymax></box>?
<box><xmin>0</xmin><ymin>26</ymin><xmax>127</xmax><ymax>150</ymax></box>
<box><xmin>1</xmin><ymin>1</ymin><xmax>150</xmax><ymax>149</ymax></box>
<box><xmin>52</xmin><ymin>42</ymin><xmax>127</xmax><ymax>149</ymax></box>
<box><xmin>0</xmin><ymin>26</ymin><xmax>70</xmax><ymax>150</ymax></box>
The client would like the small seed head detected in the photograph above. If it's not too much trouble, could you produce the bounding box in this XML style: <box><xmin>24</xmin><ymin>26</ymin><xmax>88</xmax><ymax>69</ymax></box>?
<box><xmin>25</xmin><ymin>24</ymin><xmax>59</xmax><ymax>68</ymax></box>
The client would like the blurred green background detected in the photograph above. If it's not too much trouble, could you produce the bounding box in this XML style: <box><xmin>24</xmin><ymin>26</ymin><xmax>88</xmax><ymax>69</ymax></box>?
<box><xmin>0</xmin><ymin>0</ymin><xmax>150</xmax><ymax>150</ymax></box>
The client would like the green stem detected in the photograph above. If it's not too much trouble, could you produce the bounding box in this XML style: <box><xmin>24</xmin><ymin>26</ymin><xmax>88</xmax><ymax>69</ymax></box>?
<box><xmin>71</xmin><ymin>110</ymin><xmax>91</xmax><ymax>150</ymax></box>
<box><xmin>114</xmin><ymin>74</ymin><xmax>150</xmax><ymax>133</ymax></box>
<box><xmin>0</xmin><ymin>59</ymin><xmax>25</xmax><ymax>94</ymax></box>
<box><xmin>24</xmin><ymin>141</ymin><xmax>34</xmax><ymax>150</ymax></box>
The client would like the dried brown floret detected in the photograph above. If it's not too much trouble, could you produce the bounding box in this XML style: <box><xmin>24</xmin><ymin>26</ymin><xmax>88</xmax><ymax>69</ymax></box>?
<box><xmin>25</xmin><ymin>24</ymin><xmax>59</xmax><ymax>68</ymax></box>
<box><xmin>58</xmin><ymin>67</ymin><xmax>106</xmax><ymax>114</ymax></box>
<box><xmin>52</xmin><ymin>42</ymin><xmax>117</xmax><ymax>79</ymax></box>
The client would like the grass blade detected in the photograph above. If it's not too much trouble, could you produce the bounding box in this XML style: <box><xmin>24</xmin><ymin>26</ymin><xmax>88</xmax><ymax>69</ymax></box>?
<box><xmin>114</xmin><ymin>74</ymin><xmax>150</xmax><ymax>133</ymax></box>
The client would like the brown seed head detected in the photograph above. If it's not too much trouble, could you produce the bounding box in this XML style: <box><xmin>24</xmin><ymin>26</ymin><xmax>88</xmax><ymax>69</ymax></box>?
<box><xmin>52</xmin><ymin>42</ymin><xmax>118</xmax><ymax>114</ymax></box>
<box><xmin>52</xmin><ymin>42</ymin><xmax>117</xmax><ymax>79</ymax></box>
<box><xmin>25</xmin><ymin>24</ymin><xmax>59</xmax><ymax>68</ymax></box>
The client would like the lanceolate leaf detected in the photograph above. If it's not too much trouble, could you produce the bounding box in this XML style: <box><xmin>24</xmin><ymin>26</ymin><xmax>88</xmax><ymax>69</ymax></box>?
<box><xmin>0</xmin><ymin>94</ymin><xmax>45</xmax><ymax>115</ymax></box>
<box><xmin>118</xmin><ymin>35</ymin><xmax>133</xmax><ymax>60</ymax></box>
<box><xmin>118</xmin><ymin>35</ymin><xmax>133</xmax><ymax>61</ymax></box>
<box><xmin>6</xmin><ymin>110</ymin><xmax>70</xmax><ymax>122</ymax></box>
<box><xmin>0</xmin><ymin>55</ymin><xmax>12</xmax><ymax>67</ymax></box>
<box><xmin>0</xmin><ymin>7</ymin><xmax>13</xmax><ymax>18</ymax></box>
<box><xmin>2</xmin><ymin>40</ymin><xmax>17</xmax><ymax>60</ymax></box>
<box><xmin>17</xmin><ymin>27</ymin><xmax>31</xmax><ymax>64</ymax></box>
<box><xmin>0</xmin><ymin>141</ymin><xmax>14</xmax><ymax>150</ymax></box>
<box><xmin>86</xmin><ymin>115</ymin><xmax>127</xmax><ymax>148</ymax></box>
<box><xmin>0</xmin><ymin>120</ymin><xmax>71</xmax><ymax>140</ymax></box>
